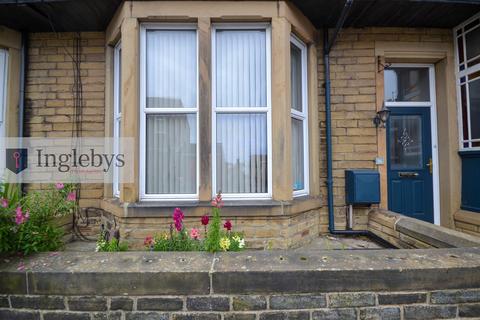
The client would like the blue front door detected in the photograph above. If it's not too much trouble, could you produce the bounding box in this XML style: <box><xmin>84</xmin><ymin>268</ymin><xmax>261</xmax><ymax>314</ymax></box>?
<box><xmin>387</xmin><ymin>107</ymin><xmax>434</xmax><ymax>223</ymax></box>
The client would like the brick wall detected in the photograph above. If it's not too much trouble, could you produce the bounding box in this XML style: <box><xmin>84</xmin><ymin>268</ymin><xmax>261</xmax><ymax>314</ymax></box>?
<box><xmin>1</xmin><ymin>290</ymin><xmax>479</xmax><ymax>319</ymax></box>
<box><xmin>25</xmin><ymin>32</ymin><xmax>106</xmax><ymax>207</ymax></box>
<box><xmin>316</xmin><ymin>27</ymin><xmax>453</xmax><ymax>232</ymax></box>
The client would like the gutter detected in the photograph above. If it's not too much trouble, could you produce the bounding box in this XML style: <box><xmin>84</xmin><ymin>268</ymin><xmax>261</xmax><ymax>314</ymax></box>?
<box><xmin>19</xmin><ymin>31</ymin><xmax>27</xmax><ymax>138</ymax></box>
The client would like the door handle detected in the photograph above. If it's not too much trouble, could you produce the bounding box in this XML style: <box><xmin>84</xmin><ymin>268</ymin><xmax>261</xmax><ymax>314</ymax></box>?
<box><xmin>398</xmin><ymin>172</ymin><xmax>419</xmax><ymax>178</ymax></box>
<box><xmin>426</xmin><ymin>158</ymin><xmax>433</xmax><ymax>174</ymax></box>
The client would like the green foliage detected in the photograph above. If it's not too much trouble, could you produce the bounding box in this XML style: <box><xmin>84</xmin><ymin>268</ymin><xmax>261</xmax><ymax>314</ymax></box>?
<box><xmin>0</xmin><ymin>183</ymin><xmax>76</xmax><ymax>255</ymax></box>
<box><xmin>96</xmin><ymin>237</ymin><xmax>129</xmax><ymax>252</ymax></box>
<box><xmin>152</xmin><ymin>230</ymin><xmax>203</xmax><ymax>252</ymax></box>
<box><xmin>145</xmin><ymin>195</ymin><xmax>246</xmax><ymax>253</ymax></box>
<box><xmin>204</xmin><ymin>207</ymin><xmax>221</xmax><ymax>253</ymax></box>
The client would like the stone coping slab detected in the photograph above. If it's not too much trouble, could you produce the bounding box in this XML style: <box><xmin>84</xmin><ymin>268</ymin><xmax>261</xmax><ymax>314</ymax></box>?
<box><xmin>1</xmin><ymin>248</ymin><xmax>480</xmax><ymax>295</ymax></box>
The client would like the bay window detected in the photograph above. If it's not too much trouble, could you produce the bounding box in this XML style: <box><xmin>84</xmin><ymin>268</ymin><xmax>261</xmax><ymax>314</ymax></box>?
<box><xmin>212</xmin><ymin>24</ymin><xmax>272</xmax><ymax>199</ymax></box>
<box><xmin>290</xmin><ymin>35</ymin><xmax>309</xmax><ymax>196</ymax></box>
<box><xmin>455</xmin><ymin>13</ymin><xmax>480</xmax><ymax>149</ymax></box>
<box><xmin>140</xmin><ymin>25</ymin><xmax>199</xmax><ymax>200</ymax></box>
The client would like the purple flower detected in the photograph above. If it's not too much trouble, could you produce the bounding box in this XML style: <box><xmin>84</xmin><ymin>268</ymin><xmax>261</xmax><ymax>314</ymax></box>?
<box><xmin>172</xmin><ymin>208</ymin><xmax>184</xmax><ymax>232</ymax></box>
<box><xmin>67</xmin><ymin>192</ymin><xmax>76</xmax><ymax>202</ymax></box>
<box><xmin>0</xmin><ymin>198</ymin><xmax>8</xmax><ymax>208</ymax></box>
<box><xmin>15</xmin><ymin>207</ymin><xmax>29</xmax><ymax>225</ymax></box>
<box><xmin>55</xmin><ymin>183</ymin><xmax>64</xmax><ymax>190</ymax></box>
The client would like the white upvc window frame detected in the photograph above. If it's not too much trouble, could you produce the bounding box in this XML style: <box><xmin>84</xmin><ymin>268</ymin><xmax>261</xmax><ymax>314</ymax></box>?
<box><xmin>139</xmin><ymin>23</ymin><xmax>200</xmax><ymax>201</ymax></box>
<box><xmin>112</xmin><ymin>41</ymin><xmax>121</xmax><ymax>198</ymax></box>
<box><xmin>211</xmin><ymin>23</ymin><xmax>272</xmax><ymax>200</ymax></box>
<box><xmin>290</xmin><ymin>34</ymin><xmax>309</xmax><ymax>197</ymax></box>
<box><xmin>0</xmin><ymin>49</ymin><xmax>8</xmax><ymax>138</ymax></box>
<box><xmin>454</xmin><ymin>12</ymin><xmax>480</xmax><ymax>151</ymax></box>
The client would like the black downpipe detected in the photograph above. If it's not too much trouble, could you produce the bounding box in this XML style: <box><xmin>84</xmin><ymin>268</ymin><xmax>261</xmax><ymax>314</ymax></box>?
<box><xmin>18</xmin><ymin>32</ymin><xmax>28</xmax><ymax>194</ymax></box>
<box><xmin>19</xmin><ymin>32</ymin><xmax>27</xmax><ymax>138</ymax></box>
<box><xmin>323</xmin><ymin>0</ymin><xmax>391</xmax><ymax>246</ymax></box>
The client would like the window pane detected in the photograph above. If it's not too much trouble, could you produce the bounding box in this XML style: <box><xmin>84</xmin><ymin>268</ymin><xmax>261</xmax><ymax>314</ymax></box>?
<box><xmin>469</xmin><ymin>78</ymin><xmax>480</xmax><ymax>139</ymax></box>
<box><xmin>0</xmin><ymin>49</ymin><xmax>6</xmax><ymax>123</ymax></box>
<box><xmin>466</xmin><ymin>27</ymin><xmax>480</xmax><ymax>61</ymax></box>
<box><xmin>291</xmin><ymin>118</ymin><xmax>304</xmax><ymax>191</ymax></box>
<box><xmin>216</xmin><ymin>30</ymin><xmax>266</xmax><ymax>108</ymax></box>
<box><xmin>146</xmin><ymin>30</ymin><xmax>197</xmax><ymax>108</ymax></box>
<box><xmin>216</xmin><ymin>113</ymin><xmax>267</xmax><ymax>193</ymax></box>
<box><xmin>118</xmin><ymin>47</ymin><xmax>122</xmax><ymax>113</ymax></box>
<box><xmin>389</xmin><ymin>115</ymin><xmax>423</xmax><ymax>170</ymax></box>
<box><xmin>291</xmin><ymin>43</ymin><xmax>302</xmax><ymax>112</ymax></box>
<box><xmin>457</xmin><ymin>36</ymin><xmax>465</xmax><ymax>64</ymax></box>
<box><xmin>146</xmin><ymin>114</ymin><xmax>197</xmax><ymax>194</ymax></box>
<box><xmin>461</xmin><ymin>84</ymin><xmax>469</xmax><ymax>142</ymax></box>
<box><xmin>384</xmin><ymin>68</ymin><xmax>430</xmax><ymax>102</ymax></box>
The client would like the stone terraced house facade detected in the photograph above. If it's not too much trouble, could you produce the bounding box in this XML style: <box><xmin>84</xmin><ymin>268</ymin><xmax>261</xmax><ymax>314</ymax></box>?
<box><xmin>0</xmin><ymin>0</ymin><xmax>479</xmax><ymax>248</ymax></box>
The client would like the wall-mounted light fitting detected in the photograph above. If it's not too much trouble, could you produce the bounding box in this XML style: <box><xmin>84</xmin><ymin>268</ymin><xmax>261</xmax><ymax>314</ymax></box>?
<box><xmin>373</xmin><ymin>102</ymin><xmax>390</xmax><ymax>128</ymax></box>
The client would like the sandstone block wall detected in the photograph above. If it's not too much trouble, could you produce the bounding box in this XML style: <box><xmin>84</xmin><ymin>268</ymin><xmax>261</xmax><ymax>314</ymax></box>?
<box><xmin>24</xmin><ymin>32</ymin><xmax>106</xmax><ymax>208</ymax></box>
<box><xmin>316</xmin><ymin>28</ymin><xmax>453</xmax><ymax>232</ymax></box>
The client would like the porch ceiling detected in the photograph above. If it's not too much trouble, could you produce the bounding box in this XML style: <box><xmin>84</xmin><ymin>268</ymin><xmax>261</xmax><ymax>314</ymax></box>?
<box><xmin>0</xmin><ymin>0</ymin><xmax>479</xmax><ymax>32</ymax></box>
<box><xmin>292</xmin><ymin>0</ymin><xmax>480</xmax><ymax>29</ymax></box>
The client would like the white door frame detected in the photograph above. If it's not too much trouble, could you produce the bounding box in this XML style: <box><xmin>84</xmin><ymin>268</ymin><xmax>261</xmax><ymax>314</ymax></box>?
<box><xmin>0</xmin><ymin>49</ymin><xmax>8</xmax><ymax>177</ymax></box>
<box><xmin>385</xmin><ymin>63</ymin><xmax>440</xmax><ymax>225</ymax></box>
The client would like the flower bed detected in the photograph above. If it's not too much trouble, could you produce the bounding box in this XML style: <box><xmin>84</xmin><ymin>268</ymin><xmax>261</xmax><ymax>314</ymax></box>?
<box><xmin>96</xmin><ymin>193</ymin><xmax>245</xmax><ymax>253</ymax></box>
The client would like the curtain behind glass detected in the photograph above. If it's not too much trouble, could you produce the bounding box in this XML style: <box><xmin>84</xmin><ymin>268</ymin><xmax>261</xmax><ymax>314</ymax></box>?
<box><xmin>146</xmin><ymin>114</ymin><xmax>196</xmax><ymax>194</ymax></box>
<box><xmin>146</xmin><ymin>30</ymin><xmax>197</xmax><ymax>108</ymax></box>
<box><xmin>216</xmin><ymin>30</ymin><xmax>266</xmax><ymax>108</ymax></box>
<box><xmin>291</xmin><ymin>118</ymin><xmax>304</xmax><ymax>191</ymax></box>
<box><xmin>291</xmin><ymin>44</ymin><xmax>302</xmax><ymax>112</ymax></box>
<box><xmin>216</xmin><ymin>114</ymin><xmax>267</xmax><ymax>194</ymax></box>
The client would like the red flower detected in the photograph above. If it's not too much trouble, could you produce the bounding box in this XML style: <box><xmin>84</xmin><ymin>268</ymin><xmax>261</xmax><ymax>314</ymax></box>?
<box><xmin>224</xmin><ymin>220</ymin><xmax>232</xmax><ymax>231</ymax></box>
<box><xmin>201</xmin><ymin>215</ymin><xmax>210</xmax><ymax>226</ymax></box>
<box><xmin>144</xmin><ymin>236</ymin><xmax>154</xmax><ymax>246</ymax></box>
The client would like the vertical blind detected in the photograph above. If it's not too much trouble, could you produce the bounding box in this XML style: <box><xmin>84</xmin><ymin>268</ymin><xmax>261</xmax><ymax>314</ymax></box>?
<box><xmin>216</xmin><ymin>114</ymin><xmax>267</xmax><ymax>193</ymax></box>
<box><xmin>215</xmin><ymin>28</ymin><xmax>268</xmax><ymax>194</ymax></box>
<box><xmin>216</xmin><ymin>30</ymin><xmax>267</xmax><ymax>108</ymax></box>
<box><xmin>291</xmin><ymin>44</ymin><xmax>302</xmax><ymax>112</ymax></box>
<box><xmin>146</xmin><ymin>30</ymin><xmax>197</xmax><ymax>108</ymax></box>
<box><xmin>145</xmin><ymin>29</ymin><xmax>197</xmax><ymax>195</ymax></box>
<box><xmin>146</xmin><ymin>114</ymin><xmax>197</xmax><ymax>194</ymax></box>
<box><xmin>113</xmin><ymin>45</ymin><xmax>122</xmax><ymax>197</ymax></box>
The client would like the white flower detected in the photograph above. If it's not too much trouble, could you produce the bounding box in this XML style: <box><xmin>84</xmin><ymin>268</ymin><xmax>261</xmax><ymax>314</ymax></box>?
<box><xmin>238</xmin><ymin>238</ymin><xmax>245</xmax><ymax>249</ymax></box>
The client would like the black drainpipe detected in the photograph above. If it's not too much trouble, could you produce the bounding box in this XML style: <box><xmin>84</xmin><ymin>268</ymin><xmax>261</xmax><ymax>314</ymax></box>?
<box><xmin>323</xmin><ymin>1</ymin><xmax>393</xmax><ymax>247</ymax></box>
<box><xmin>19</xmin><ymin>32</ymin><xmax>27</xmax><ymax>139</ymax></box>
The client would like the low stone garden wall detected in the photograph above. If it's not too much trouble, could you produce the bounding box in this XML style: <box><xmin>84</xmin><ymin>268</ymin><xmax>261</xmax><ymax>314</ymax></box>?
<box><xmin>368</xmin><ymin>209</ymin><xmax>480</xmax><ymax>249</ymax></box>
<box><xmin>1</xmin><ymin>248</ymin><xmax>480</xmax><ymax>319</ymax></box>
<box><xmin>2</xmin><ymin>289</ymin><xmax>480</xmax><ymax>320</ymax></box>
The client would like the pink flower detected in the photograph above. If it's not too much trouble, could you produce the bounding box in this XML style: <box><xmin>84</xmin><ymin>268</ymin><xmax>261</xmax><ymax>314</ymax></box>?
<box><xmin>55</xmin><ymin>183</ymin><xmax>64</xmax><ymax>190</ymax></box>
<box><xmin>211</xmin><ymin>193</ymin><xmax>224</xmax><ymax>208</ymax></box>
<box><xmin>15</xmin><ymin>207</ymin><xmax>29</xmax><ymax>225</ymax></box>
<box><xmin>0</xmin><ymin>198</ymin><xmax>8</xmax><ymax>208</ymax></box>
<box><xmin>224</xmin><ymin>220</ymin><xmax>232</xmax><ymax>231</ymax></box>
<box><xmin>144</xmin><ymin>236</ymin><xmax>154</xmax><ymax>246</ymax></box>
<box><xmin>66</xmin><ymin>192</ymin><xmax>76</xmax><ymax>202</ymax></box>
<box><xmin>190</xmin><ymin>228</ymin><xmax>200</xmax><ymax>240</ymax></box>
<box><xmin>172</xmin><ymin>208</ymin><xmax>184</xmax><ymax>232</ymax></box>
<box><xmin>201</xmin><ymin>215</ymin><xmax>209</xmax><ymax>226</ymax></box>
